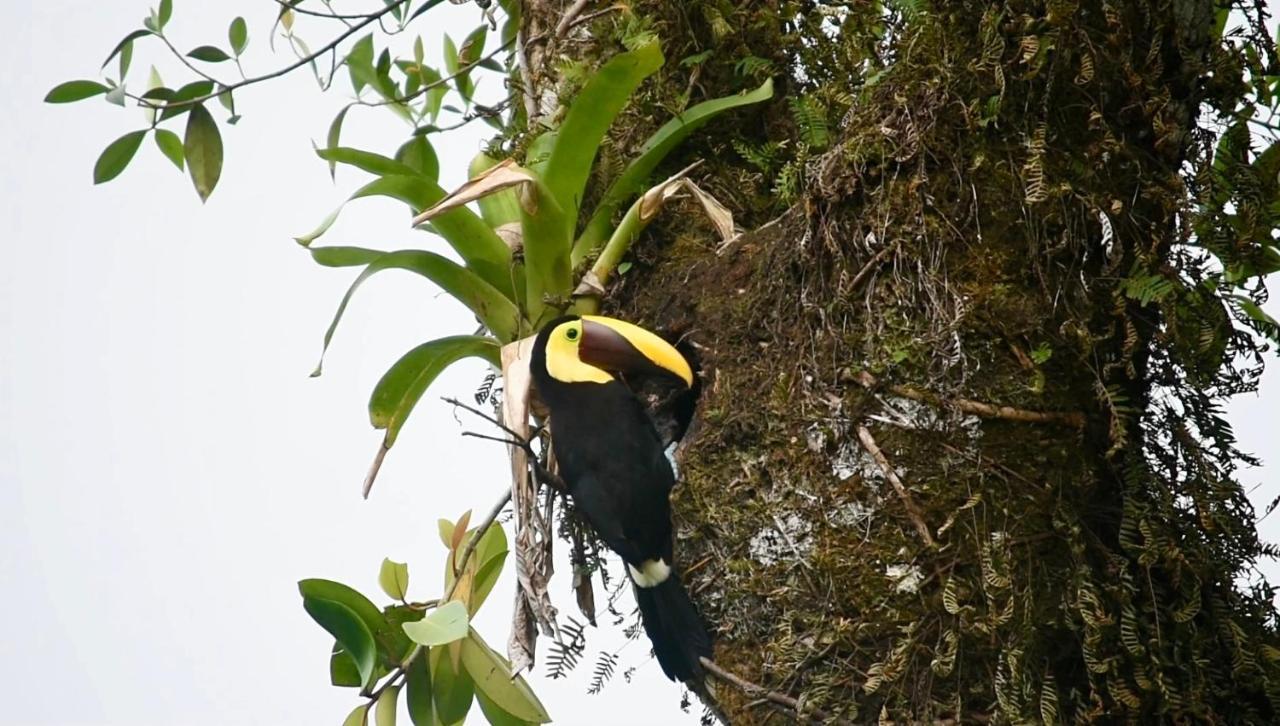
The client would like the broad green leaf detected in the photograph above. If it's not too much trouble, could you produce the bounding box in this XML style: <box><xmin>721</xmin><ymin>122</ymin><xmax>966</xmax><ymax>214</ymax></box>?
<box><xmin>437</xmin><ymin>519</ymin><xmax>455</xmax><ymax>549</ymax></box>
<box><xmin>379</xmin><ymin>558</ymin><xmax>410</xmax><ymax>601</ymax></box>
<box><xmin>430</xmin><ymin>646</ymin><xmax>474</xmax><ymax>724</ymax></box>
<box><xmin>348</xmin><ymin>34</ymin><xmax>376</xmax><ymax>94</ymax></box>
<box><xmin>369</xmin><ymin>336</ymin><xmax>501</xmax><ymax>446</ymax></box>
<box><xmin>460</xmin><ymin>629</ymin><xmax>550</xmax><ymax>723</ymax></box>
<box><xmin>154</xmin><ymin>129</ymin><xmax>184</xmax><ymax>170</ymax></box>
<box><xmin>470</xmin><ymin>549</ymin><xmax>508</xmax><ymax>614</ymax></box>
<box><xmin>316</xmin><ymin>147</ymin><xmax>421</xmax><ymax>178</ymax></box>
<box><xmin>298</xmin><ymin>579</ymin><xmax>411</xmax><ymax>663</ymax></box>
<box><xmin>229</xmin><ymin>16</ymin><xmax>249</xmax><ymax>56</ymax></box>
<box><xmin>405</xmin><ymin>654</ymin><xmax>432</xmax><ymax>726</ymax></box>
<box><xmin>541</xmin><ymin>42</ymin><xmax>663</xmax><ymax>233</ymax></box>
<box><xmin>183</xmin><ymin>104</ymin><xmax>223</xmax><ymax>201</ymax></box>
<box><xmin>157</xmin><ymin>0</ymin><xmax>172</xmax><ymax>29</ymax></box>
<box><xmin>519</xmin><ymin>175</ymin><xmax>572</xmax><ymax>323</ymax></box>
<box><xmin>303</xmin><ymin>597</ymin><xmax>377</xmax><ymax>688</ymax></box>
<box><xmin>296</xmin><ymin>177</ymin><xmax>513</xmax><ymax>300</ymax></box>
<box><xmin>476</xmin><ymin>689</ymin><xmax>536</xmax><ymax>726</ymax></box>
<box><xmin>442</xmin><ymin>34</ymin><xmax>460</xmax><ymax>94</ymax></box>
<box><xmin>102</xmin><ymin>30</ymin><xmax>151</xmax><ymax>70</ymax></box>
<box><xmin>396</xmin><ymin>137</ymin><xmax>440</xmax><ymax>183</ymax></box>
<box><xmin>44</xmin><ymin>80</ymin><xmax>109</xmax><ymax>104</ymax></box>
<box><xmin>454</xmin><ymin>25</ymin><xmax>486</xmax><ymax>101</ymax></box>
<box><xmin>309</xmin><ymin>246</ymin><xmax>385</xmax><ymax>268</ymax></box>
<box><xmin>342</xmin><ymin>703</ymin><xmax>370</xmax><ymax>726</ymax></box>
<box><xmin>443</xmin><ymin>523</ymin><xmax>508</xmax><ymax>615</ymax></box>
<box><xmin>403</xmin><ymin>601</ymin><xmax>470</xmax><ymax>647</ymax></box>
<box><xmin>312</xmin><ymin>251</ymin><xmax>518</xmax><ymax>376</ymax></box>
<box><xmin>93</xmin><ymin>130</ymin><xmax>147</xmax><ymax>184</ymax></box>
<box><xmin>325</xmin><ymin>106</ymin><xmax>352</xmax><ymax>180</ymax></box>
<box><xmin>574</xmin><ymin>77</ymin><xmax>775</xmax><ymax>263</ymax></box>
<box><xmin>331</xmin><ymin>641</ymin><xmax>364</xmax><ymax>687</ymax></box>
<box><xmin>375</xmin><ymin>684</ymin><xmax>400</xmax><ymax>726</ymax></box>
<box><xmin>187</xmin><ymin>45</ymin><xmax>232</xmax><ymax>63</ymax></box>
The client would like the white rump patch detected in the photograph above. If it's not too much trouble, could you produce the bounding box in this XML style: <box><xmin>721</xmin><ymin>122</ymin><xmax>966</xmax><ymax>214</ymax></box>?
<box><xmin>628</xmin><ymin>559</ymin><xmax>671</xmax><ymax>588</ymax></box>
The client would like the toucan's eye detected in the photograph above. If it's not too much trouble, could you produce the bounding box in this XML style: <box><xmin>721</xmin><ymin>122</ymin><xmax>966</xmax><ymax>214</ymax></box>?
<box><xmin>565</xmin><ymin>327</ymin><xmax>579</xmax><ymax>341</ymax></box>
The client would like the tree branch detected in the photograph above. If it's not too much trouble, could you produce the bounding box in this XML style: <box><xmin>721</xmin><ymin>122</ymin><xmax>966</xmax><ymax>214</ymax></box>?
<box><xmin>855</xmin><ymin>425</ymin><xmax>935</xmax><ymax>547</ymax></box>
<box><xmin>853</xmin><ymin>370</ymin><xmax>1086</xmax><ymax>429</ymax></box>
<box><xmin>698</xmin><ymin>657</ymin><xmax>852</xmax><ymax>725</ymax></box>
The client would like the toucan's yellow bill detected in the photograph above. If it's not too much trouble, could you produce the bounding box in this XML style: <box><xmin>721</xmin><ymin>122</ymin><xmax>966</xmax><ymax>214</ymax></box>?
<box><xmin>579</xmin><ymin>315</ymin><xmax>694</xmax><ymax>387</ymax></box>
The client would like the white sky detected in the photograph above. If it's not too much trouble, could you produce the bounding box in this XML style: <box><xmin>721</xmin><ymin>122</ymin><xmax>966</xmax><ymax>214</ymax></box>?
<box><xmin>0</xmin><ymin>2</ymin><xmax>1276</xmax><ymax>725</ymax></box>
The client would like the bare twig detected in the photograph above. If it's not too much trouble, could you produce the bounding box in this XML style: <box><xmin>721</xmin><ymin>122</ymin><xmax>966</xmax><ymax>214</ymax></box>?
<box><xmin>853</xmin><ymin>370</ymin><xmax>1086</xmax><ymax>429</ymax></box>
<box><xmin>855</xmin><ymin>425</ymin><xmax>935</xmax><ymax>547</ymax></box>
<box><xmin>699</xmin><ymin>657</ymin><xmax>852</xmax><ymax>725</ymax></box>
<box><xmin>446</xmin><ymin>397</ymin><xmax>568</xmax><ymax>492</ymax></box>
<box><xmin>848</xmin><ymin>242</ymin><xmax>897</xmax><ymax>292</ymax></box>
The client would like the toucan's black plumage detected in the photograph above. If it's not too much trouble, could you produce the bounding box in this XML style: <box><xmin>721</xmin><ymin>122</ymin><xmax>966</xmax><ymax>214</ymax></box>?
<box><xmin>530</xmin><ymin>314</ymin><xmax>711</xmax><ymax>682</ymax></box>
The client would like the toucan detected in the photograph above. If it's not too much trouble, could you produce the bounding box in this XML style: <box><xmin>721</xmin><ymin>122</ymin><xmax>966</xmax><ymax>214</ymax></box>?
<box><xmin>530</xmin><ymin>314</ymin><xmax>712</xmax><ymax>682</ymax></box>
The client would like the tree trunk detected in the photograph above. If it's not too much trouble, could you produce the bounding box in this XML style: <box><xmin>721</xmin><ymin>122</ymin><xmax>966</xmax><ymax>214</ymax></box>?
<box><xmin>524</xmin><ymin>0</ymin><xmax>1280</xmax><ymax>721</ymax></box>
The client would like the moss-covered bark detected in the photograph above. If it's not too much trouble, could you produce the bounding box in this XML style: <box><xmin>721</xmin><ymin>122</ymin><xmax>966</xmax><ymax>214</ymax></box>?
<box><xmin>523</xmin><ymin>0</ymin><xmax>1280</xmax><ymax>721</ymax></box>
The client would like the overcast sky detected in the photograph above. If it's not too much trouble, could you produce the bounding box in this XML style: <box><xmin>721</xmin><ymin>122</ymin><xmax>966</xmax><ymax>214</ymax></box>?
<box><xmin>1</xmin><ymin>2</ymin><xmax>1277</xmax><ymax>725</ymax></box>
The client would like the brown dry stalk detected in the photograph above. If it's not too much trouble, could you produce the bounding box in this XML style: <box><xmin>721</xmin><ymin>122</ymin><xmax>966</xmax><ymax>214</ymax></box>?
<box><xmin>855</xmin><ymin>425</ymin><xmax>936</xmax><ymax>547</ymax></box>
<box><xmin>854</xmin><ymin>371</ymin><xmax>1086</xmax><ymax>429</ymax></box>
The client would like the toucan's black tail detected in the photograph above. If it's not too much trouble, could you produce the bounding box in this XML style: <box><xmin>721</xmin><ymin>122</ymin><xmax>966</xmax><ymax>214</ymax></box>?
<box><xmin>634</xmin><ymin>571</ymin><xmax>713</xmax><ymax>681</ymax></box>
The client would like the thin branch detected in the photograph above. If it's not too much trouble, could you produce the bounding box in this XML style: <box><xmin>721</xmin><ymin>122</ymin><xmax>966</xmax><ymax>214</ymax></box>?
<box><xmin>854</xmin><ymin>370</ymin><xmax>1086</xmax><ymax>429</ymax></box>
<box><xmin>358</xmin><ymin>37</ymin><xmax>516</xmax><ymax>108</ymax></box>
<box><xmin>446</xmin><ymin>397</ymin><xmax>567</xmax><ymax>493</ymax></box>
<box><xmin>158</xmin><ymin>32</ymin><xmax>223</xmax><ymax>84</ymax></box>
<box><xmin>698</xmin><ymin>657</ymin><xmax>852</xmax><ymax>725</ymax></box>
<box><xmin>269</xmin><ymin>0</ymin><xmax>377</xmax><ymax>21</ymax></box>
<box><xmin>138</xmin><ymin>0</ymin><xmax>412</xmax><ymax>110</ymax></box>
<box><xmin>855</xmin><ymin>425</ymin><xmax>935</xmax><ymax>547</ymax></box>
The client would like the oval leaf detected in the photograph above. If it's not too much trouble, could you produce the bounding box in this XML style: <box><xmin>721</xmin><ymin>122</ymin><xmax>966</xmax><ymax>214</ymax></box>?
<box><xmin>102</xmin><ymin>29</ymin><xmax>151</xmax><ymax>70</ymax></box>
<box><xmin>402</xmin><ymin>601</ymin><xmax>470</xmax><ymax>647</ymax></box>
<box><xmin>369</xmin><ymin>336</ymin><xmax>500</xmax><ymax>446</ymax></box>
<box><xmin>304</xmin><ymin>597</ymin><xmax>377</xmax><ymax>688</ymax></box>
<box><xmin>299</xmin><ymin>579</ymin><xmax>410</xmax><ymax>663</ymax></box>
<box><xmin>183</xmin><ymin>103</ymin><xmax>223</xmax><ymax>201</ymax></box>
<box><xmin>229</xmin><ymin>16</ymin><xmax>248</xmax><ymax>56</ymax></box>
<box><xmin>154</xmin><ymin>128</ymin><xmax>184</xmax><ymax>170</ymax></box>
<box><xmin>396</xmin><ymin>136</ymin><xmax>439</xmax><ymax>182</ymax></box>
<box><xmin>187</xmin><ymin>45</ymin><xmax>232</xmax><ymax>63</ymax></box>
<box><xmin>379</xmin><ymin>558</ymin><xmax>410</xmax><ymax>601</ymax></box>
<box><xmin>374</xmin><ymin>684</ymin><xmax>399</xmax><ymax>726</ymax></box>
<box><xmin>93</xmin><ymin>130</ymin><xmax>147</xmax><ymax>184</ymax></box>
<box><xmin>45</xmin><ymin>80</ymin><xmax>109</xmax><ymax>104</ymax></box>
<box><xmin>475</xmin><ymin>689</ymin><xmax>536</xmax><ymax>726</ymax></box>
<box><xmin>308</xmin><ymin>245</ymin><xmax>385</xmax><ymax>268</ymax></box>
<box><xmin>317</xmin><ymin>147</ymin><xmax>421</xmax><ymax>178</ymax></box>
<box><xmin>460</xmin><ymin>629</ymin><xmax>551</xmax><ymax>723</ymax></box>
<box><xmin>404</xmin><ymin>651</ymin><xmax>432</xmax><ymax>726</ymax></box>
<box><xmin>431</xmin><ymin>645</ymin><xmax>474</xmax><ymax>724</ymax></box>
<box><xmin>342</xmin><ymin>703</ymin><xmax>370</xmax><ymax>726</ymax></box>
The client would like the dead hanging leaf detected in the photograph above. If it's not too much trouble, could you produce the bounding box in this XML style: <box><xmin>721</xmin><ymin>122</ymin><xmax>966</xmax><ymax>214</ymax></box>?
<box><xmin>681</xmin><ymin>179</ymin><xmax>736</xmax><ymax>242</ymax></box>
<box><xmin>412</xmin><ymin>159</ymin><xmax>535</xmax><ymax>226</ymax></box>
<box><xmin>634</xmin><ymin>161</ymin><xmax>735</xmax><ymax>242</ymax></box>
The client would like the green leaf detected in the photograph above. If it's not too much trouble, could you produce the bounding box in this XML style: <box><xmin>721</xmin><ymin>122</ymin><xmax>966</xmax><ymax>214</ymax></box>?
<box><xmin>325</xmin><ymin>106</ymin><xmax>352</xmax><ymax>180</ymax></box>
<box><xmin>157</xmin><ymin>80</ymin><xmax>214</xmax><ymax>121</ymax></box>
<box><xmin>296</xmin><ymin>177</ymin><xmax>514</xmax><ymax>301</ymax></box>
<box><xmin>313</xmin><ymin>252</ymin><xmax>517</xmax><ymax>376</ymax></box>
<box><xmin>157</xmin><ymin>0</ymin><xmax>172</xmax><ymax>28</ymax></box>
<box><xmin>460</xmin><ymin>629</ymin><xmax>550</xmax><ymax>723</ymax></box>
<box><xmin>229</xmin><ymin>16</ymin><xmax>249</xmax><ymax>56</ymax></box>
<box><xmin>298</xmin><ymin>579</ymin><xmax>411</xmax><ymax>664</ymax></box>
<box><xmin>309</xmin><ymin>246</ymin><xmax>385</xmax><ymax>268</ymax></box>
<box><xmin>396</xmin><ymin>137</ymin><xmax>440</xmax><ymax>183</ymax></box>
<box><xmin>437</xmin><ymin>519</ymin><xmax>455</xmax><ymax>549</ymax></box>
<box><xmin>342</xmin><ymin>703</ymin><xmax>370</xmax><ymax>726</ymax></box>
<box><xmin>369</xmin><ymin>336</ymin><xmax>501</xmax><ymax>446</ymax></box>
<box><xmin>154</xmin><ymin>128</ymin><xmax>184</xmax><ymax>171</ymax></box>
<box><xmin>431</xmin><ymin>646</ymin><xmax>474</xmax><ymax>725</ymax></box>
<box><xmin>379</xmin><ymin>558</ymin><xmax>410</xmax><ymax>601</ymax></box>
<box><xmin>470</xmin><ymin>549</ymin><xmax>508</xmax><ymax>614</ymax></box>
<box><xmin>404</xmin><ymin>651</ymin><xmax>432</xmax><ymax>726</ymax></box>
<box><xmin>453</xmin><ymin>25</ymin><xmax>487</xmax><ymax>101</ymax></box>
<box><xmin>331</xmin><ymin>641</ymin><xmax>364</xmax><ymax>687</ymax></box>
<box><xmin>93</xmin><ymin>130</ymin><xmax>147</xmax><ymax>184</ymax></box>
<box><xmin>375</xmin><ymin>684</ymin><xmax>400</xmax><ymax>726</ymax></box>
<box><xmin>102</xmin><ymin>30</ymin><xmax>151</xmax><ymax>70</ymax></box>
<box><xmin>44</xmin><ymin>80</ymin><xmax>109</xmax><ymax>104</ymax></box>
<box><xmin>183</xmin><ymin>104</ymin><xmax>223</xmax><ymax>202</ymax></box>
<box><xmin>403</xmin><ymin>601</ymin><xmax>470</xmax><ymax>647</ymax></box>
<box><xmin>316</xmin><ymin>147</ymin><xmax>421</xmax><ymax>178</ymax></box>
<box><xmin>304</xmin><ymin>597</ymin><xmax>378</xmax><ymax>688</ymax></box>
<box><xmin>574</xmin><ymin>77</ymin><xmax>774</xmax><ymax>263</ymax></box>
<box><xmin>518</xmin><ymin>175</ymin><xmax>572</xmax><ymax>323</ymax></box>
<box><xmin>475</xmin><ymin>689</ymin><xmax>536</xmax><ymax>726</ymax></box>
<box><xmin>187</xmin><ymin>45</ymin><xmax>232</xmax><ymax>63</ymax></box>
<box><xmin>542</xmin><ymin>42</ymin><xmax>664</xmax><ymax>233</ymax></box>
<box><xmin>348</xmin><ymin>34</ymin><xmax>377</xmax><ymax>94</ymax></box>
